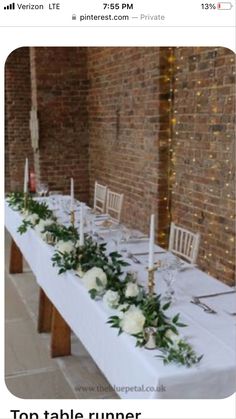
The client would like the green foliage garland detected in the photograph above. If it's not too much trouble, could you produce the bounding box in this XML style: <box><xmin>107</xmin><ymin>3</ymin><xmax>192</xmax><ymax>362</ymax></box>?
<box><xmin>6</xmin><ymin>192</ymin><xmax>203</xmax><ymax>367</ymax></box>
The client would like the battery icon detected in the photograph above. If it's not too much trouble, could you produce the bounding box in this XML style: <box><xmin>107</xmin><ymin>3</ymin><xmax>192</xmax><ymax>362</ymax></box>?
<box><xmin>217</xmin><ymin>2</ymin><xmax>233</xmax><ymax>9</ymax></box>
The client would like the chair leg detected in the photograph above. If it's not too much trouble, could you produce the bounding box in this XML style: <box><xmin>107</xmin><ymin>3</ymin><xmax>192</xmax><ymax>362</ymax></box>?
<box><xmin>38</xmin><ymin>288</ymin><xmax>53</xmax><ymax>333</ymax></box>
<box><xmin>9</xmin><ymin>238</ymin><xmax>23</xmax><ymax>274</ymax></box>
<box><xmin>51</xmin><ymin>305</ymin><xmax>71</xmax><ymax>358</ymax></box>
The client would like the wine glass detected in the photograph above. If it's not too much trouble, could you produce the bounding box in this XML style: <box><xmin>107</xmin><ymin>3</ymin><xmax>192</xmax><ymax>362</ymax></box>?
<box><xmin>41</xmin><ymin>183</ymin><xmax>49</xmax><ymax>196</ymax></box>
<box><xmin>36</xmin><ymin>182</ymin><xmax>44</xmax><ymax>197</ymax></box>
<box><xmin>162</xmin><ymin>268</ymin><xmax>178</xmax><ymax>302</ymax></box>
<box><xmin>161</xmin><ymin>257</ymin><xmax>182</xmax><ymax>302</ymax></box>
<box><xmin>112</xmin><ymin>226</ymin><xmax>123</xmax><ymax>252</ymax></box>
<box><xmin>120</xmin><ymin>227</ymin><xmax>131</xmax><ymax>254</ymax></box>
<box><xmin>36</xmin><ymin>182</ymin><xmax>49</xmax><ymax>197</ymax></box>
<box><xmin>86</xmin><ymin>210</ymin><xmax>95</xmax><ymax>236</ymax></box>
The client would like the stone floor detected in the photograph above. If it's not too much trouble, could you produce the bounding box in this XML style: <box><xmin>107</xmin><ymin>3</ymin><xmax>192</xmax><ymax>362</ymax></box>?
<box><xmin>5</xmin><ymin>231</ymin><xmax>118</xmax><ymax>399</ymax></box>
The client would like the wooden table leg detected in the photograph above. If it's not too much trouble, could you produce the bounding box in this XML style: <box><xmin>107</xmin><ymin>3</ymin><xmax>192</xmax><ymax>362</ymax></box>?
<box><xmin>38</xmin><ymin>288</ymin><xmax>53</xmax><ymax>333</ymax></box>
<box><xmin>9</xmin><ymin>238</ymin><xmax>23</xmax><ymax>274</ymax></box>
<box><xmin>51</xmin><ymin>305</ymin><xmax>71</xmax><ymax>358</ymax></box>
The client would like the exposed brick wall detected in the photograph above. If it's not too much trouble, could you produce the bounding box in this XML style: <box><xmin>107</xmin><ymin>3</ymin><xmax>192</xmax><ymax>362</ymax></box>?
<box><xmin>5</xmin><ymin>47</ymin><xmax>33</xmax><ymax>192</ymax></box>
<box><xmin>30</xmin><ymin>47</ymin><xmax>90</xmax><ymax>202</ymax></box>
<box><xmin>87</xmin><ymin>46</ymin><xmax>235</xmax><ymax>284</ymax></box>
<box><xmin>5</xmin><ymin>46</ymin><xmax>235</xmax><ymax>284</ymax></box>
<box><xmin>171</xmin><ymin>47</ymin><xmax>235</xmax><ymax>284</ymax></box>
<box><xmin>87</xmin><ymin>47</ymin><xmax>171</xmax><ymax>243</ymax></box>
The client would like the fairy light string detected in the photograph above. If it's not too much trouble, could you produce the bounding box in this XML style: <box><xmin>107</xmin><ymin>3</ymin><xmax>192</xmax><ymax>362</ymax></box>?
<box><xmin>161</xmin><ymin>47</ymin><xmax>235</xmax><ymax>284</ymax></box>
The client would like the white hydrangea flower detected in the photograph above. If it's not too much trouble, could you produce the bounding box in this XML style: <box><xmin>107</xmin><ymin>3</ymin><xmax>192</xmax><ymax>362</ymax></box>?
<box><xmin>103</xmin><ymin>290</ymin><xmax>120</xmax><ymax>309</ymax></box>
<box><xmin>125</xmin><ymin>282</ymin><xmax>140</xmax><ymax>298</ymax></box>
<box><xmin>55</xmin><ymin>240</ymin><xmax>74</xmax><ymax>254</ymax></box>
<box><xmin>120</xmin><ymin>305</ymin><xmax>145</xmax><ymax>335</ymax></box>
<box><xmin>82</xmin><ymin>267</ymin><xmax>107</xmax><ymax>292</ymax></box>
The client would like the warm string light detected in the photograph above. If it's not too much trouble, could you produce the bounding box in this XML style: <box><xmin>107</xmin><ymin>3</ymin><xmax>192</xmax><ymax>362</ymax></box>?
<box><xmin>161</xmin><ymin>48</ymin><xmax>235</xmax><ymax>281</ymax></box>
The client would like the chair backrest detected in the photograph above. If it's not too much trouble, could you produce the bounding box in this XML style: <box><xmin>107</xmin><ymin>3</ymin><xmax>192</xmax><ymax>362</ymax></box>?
<box><xmin>93</xmin><ymin>181</ymin><xmax>107</xmax><ymax>213</ymax></box>
<box><xmin>168</xmin><ymin>222</ymin><xmax>200</xmax><ymax>264</ymax></box>
<box><xmin>106</xmin><ymin>189</ymin><xmax>124</xmax><ymax>222</ymax></box>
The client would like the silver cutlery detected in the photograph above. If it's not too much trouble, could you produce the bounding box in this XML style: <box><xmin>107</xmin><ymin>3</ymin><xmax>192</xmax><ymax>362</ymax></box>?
<box><xmin>224</xmin><ymin>311</ymin><xmax>236</xmax><ymax>316</ymax></box>
<box><xmin>123</xmin><ymin>237</ymin><xmax>149</xmax><ymax>244</ymax></box>
<box><xmin>179</xmin><ymin>264</ymin><xmax>196</xmax><ymax>272</ymax></box>
<box><xmin>191</xmin><ymin>297</ymin><xmax>217</xmax><ymax>314</ymax></box>
<box><xmin>132</xmin><ymin>251</ymin><xmax>166</xmax><ymax>256</ymax></box>
<box><xmin>193</xmin><ymin>290</ymin><xmax>236</xmax><ymax>300</ymax></box>
<box><xmin>127</xmin><ymin>252</ymin><xmax>141</xmax><ymax>264</ymax></box>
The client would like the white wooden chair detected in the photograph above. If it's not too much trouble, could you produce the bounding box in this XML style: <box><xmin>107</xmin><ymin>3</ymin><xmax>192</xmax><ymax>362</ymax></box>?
<box><xmin>93</xmin><ymin>181</ymin><xmax>107</xmax><ymax>213</ymax></box>
<box><xmin>106</xmin><ymin>189</ymin><xmax>124</xmax><ymax>222</ymax></box>
<box><xmin>168</xmin><ymin>222</ymin><xmax>200</xmax><ymax>264</ymax></box>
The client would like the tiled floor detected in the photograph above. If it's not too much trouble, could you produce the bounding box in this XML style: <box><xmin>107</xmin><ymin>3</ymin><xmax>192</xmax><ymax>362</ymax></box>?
<box><xmin>5</xmin><ymin>231</ymin><xmax>118</xmax><ymax>399</ymax></box>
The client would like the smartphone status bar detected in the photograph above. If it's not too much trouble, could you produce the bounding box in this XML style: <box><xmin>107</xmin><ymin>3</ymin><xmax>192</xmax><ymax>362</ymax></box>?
<box><xmin>0</xmin><ymin>0</ymin><xmax>235</xmax><ymax>27</ymax></box>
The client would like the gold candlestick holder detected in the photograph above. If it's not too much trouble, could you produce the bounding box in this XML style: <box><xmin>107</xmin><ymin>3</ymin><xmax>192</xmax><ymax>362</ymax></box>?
<box><xmin>24</xmin><ymin>192</ymin><xmax>28</xmax><ymax>211</ymax></box>
<box><xmin>70</xmin><ymin>210</ymin><xmax>75</xmax><ymax>226</ymax></box>
<box><xmin>148</xmin><ymin>266</ymin><xmax>158</xmax><ymax>296</ymax></box>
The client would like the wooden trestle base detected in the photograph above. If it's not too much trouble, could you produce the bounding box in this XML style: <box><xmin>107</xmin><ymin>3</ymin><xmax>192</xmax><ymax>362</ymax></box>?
<box><xmin>9</xmin><ymin>237</ymin><xmax>71</xmax><ymax>358</ymax></box>
<box><xmin>9</xmin><ymin>238</ymin><xmax>23</xmax><ymax>274</ymax></box>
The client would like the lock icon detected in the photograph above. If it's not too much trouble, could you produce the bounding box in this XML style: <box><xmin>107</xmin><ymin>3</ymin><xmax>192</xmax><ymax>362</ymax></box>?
<box><xmin>72</xmin><ymin>14</ymin><xmax>76</xmax><ymax>20</ymax></box>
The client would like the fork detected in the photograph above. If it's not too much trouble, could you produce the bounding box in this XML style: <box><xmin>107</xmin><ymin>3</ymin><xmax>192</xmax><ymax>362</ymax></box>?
<box><xmin>191</xmin><ymin>297</ymin><xmax>217</xmax><ymax>314</ymax></box>
<box><xmin>224</xmin><ymin>311</ymin><xmax>236</xmax><ymax>316</ymax></box>
<box><xmin>127</xmin><ymin>252</ymin><xmax>141</xmax><ymax>264</ymax></box>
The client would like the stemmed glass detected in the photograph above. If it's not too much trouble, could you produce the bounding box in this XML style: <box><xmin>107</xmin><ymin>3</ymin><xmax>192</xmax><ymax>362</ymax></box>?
<box><xmin>36</xmin><ymin>182</ymin><xmax>49</xmax><ymax>197</ymax></box>
<box><xmin>85</xmin><ymin>208</ymin><xmax>98</xmax><ymax>239</ymax></box>
<box><xmin>86</xmin><ymin>210</ymin><xmax>96</xmax><ymax>238</ymax></box>
<box><xmin>162</xmin><ymin>268</ymin><xmax>178</xmax><ymax>302</ymax></box>
<box><xmin>161</xmin><ymin>257</ymin><xmax>182</xmax><ymax>303</ymax></box>
<box><xmin>112</xmin><ymin>226</ymin><xmax>123</xmax><ymax>252</ymax></box>
<box><xmin>120</xmin><ymin>226</ymin><xmax>131</xmax><ymax>255</ymax></box>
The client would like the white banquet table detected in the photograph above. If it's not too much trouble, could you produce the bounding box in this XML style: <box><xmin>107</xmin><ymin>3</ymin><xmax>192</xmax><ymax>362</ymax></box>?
<box><xmin>5</xmin><ymin>200</ymin><xmax>236</xmax><ymax>399</ymax></box>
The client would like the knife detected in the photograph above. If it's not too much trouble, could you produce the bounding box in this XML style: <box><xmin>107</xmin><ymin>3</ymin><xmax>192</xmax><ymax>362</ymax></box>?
<box><xmin>132</xmin><ymin>251</ymin><xmax>166</xmax><ymax>256</ymax></box>
<box><xmin>190</xmin><ymin>299</ymin><xmax>217</xmax><ymax>314</ymax></box>
<box><xmin>194</xmin><ymin>290</ymin><xmax>236</xmax><ymax>300</ymax></box>
<box><xmin>122</xmin><ymin>238</ymin><xmax>149</xmax><ymax>244</ymax></box>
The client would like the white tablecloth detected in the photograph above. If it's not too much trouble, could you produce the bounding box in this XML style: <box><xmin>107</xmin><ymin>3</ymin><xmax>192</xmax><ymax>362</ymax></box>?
<box><xmin>5</xmin><ymin>202</ymin><xmax>236</xmax><ymax>399</ymax></box>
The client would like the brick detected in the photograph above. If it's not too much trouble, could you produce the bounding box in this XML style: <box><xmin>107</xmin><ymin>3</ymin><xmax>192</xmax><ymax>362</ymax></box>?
<box><xmin>5</xmin><ymin>47</ymin><xmax>235</xmax><ymax>284</ymax></box>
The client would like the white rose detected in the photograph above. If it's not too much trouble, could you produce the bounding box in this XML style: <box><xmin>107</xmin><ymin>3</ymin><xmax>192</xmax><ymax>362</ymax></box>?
<box><xmin>103</xmin><ymin>290</ymin><xmax>120</xmax><ymax>309</ymax></box>
<box><xmin>120</xmin><ymin>305</ymin><xmax>145</xmax><ymax>335</ymax></box>
<box><xmin>82</xmin><ymin>267</ymin><xmax>107</xmax><ymax>292</ymax></box>
<box><xmin>35</xmin><ymin>218</ymin><xmax>54</xmax><ymax>234</ymax></box>
<box><xmin>24</xmin><ymin>213</ymin><xmax>39</xmax><ymax>225</ymax></box>
<box><xmin>55</xmin><ymin>240</ymin><xmax>74</xmax><ymax>254</ymax></box>
<box><xmin>125</xmin><ymin>282</ymin><xmax>140</xmax><ymax>298</ymax></box>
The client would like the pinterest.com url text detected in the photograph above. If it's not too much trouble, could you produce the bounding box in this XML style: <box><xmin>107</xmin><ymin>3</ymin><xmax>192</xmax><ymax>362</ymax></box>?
<box><xmin>79</xmin><ymin>14</ymin><xmax>129</xmax><ymax>22</ymax></box>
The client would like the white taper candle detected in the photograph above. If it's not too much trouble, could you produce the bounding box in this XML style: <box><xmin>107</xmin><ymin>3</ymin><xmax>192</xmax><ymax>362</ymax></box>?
<box><xmin>148</xmin><ymin>214</ymin><xmax>155</xmax><ymax>270</ymax></box>
<box><xmin>79</xmin><ymin>203</ymin><xmax>84</xmax><ymax>246</ymax></box>
<box><xmin>23</xmin><ymin>158</ymin><xmax>29</xmax><ymax>193</ymax></box>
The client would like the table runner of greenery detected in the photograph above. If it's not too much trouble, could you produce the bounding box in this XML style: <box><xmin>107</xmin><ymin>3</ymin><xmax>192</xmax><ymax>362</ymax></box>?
<box><xmin>7</xmin><ymin>192</ymin><xmax>203</xmax><ymax>367</ymax></box>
